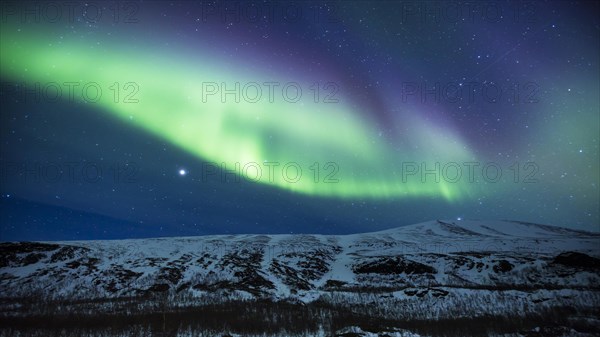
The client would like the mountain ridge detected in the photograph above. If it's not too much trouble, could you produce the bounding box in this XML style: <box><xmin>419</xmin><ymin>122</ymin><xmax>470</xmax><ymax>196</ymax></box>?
<box><xmin>1</xmin><ymin>219</ymin><xmax>599</xmax><ymax>336</ymax></box>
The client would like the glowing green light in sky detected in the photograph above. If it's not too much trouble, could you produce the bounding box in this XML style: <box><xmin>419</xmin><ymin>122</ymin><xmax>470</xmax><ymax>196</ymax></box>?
<box><xmin>0</xmin><ymin>28</ymin><xmax>479</xmax><ymax>200</ymax></box>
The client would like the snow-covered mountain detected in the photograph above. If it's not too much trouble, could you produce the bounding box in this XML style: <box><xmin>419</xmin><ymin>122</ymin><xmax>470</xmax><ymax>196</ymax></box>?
<box><xmin>1</xmin><ymin>220</ymin><xmax>599</xmax><ymax>337</ymax></box>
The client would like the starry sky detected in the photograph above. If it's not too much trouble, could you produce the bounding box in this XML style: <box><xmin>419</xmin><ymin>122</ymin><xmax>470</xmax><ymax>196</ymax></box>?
<box><xmin>0</xmin><ymin>1</ymin><xmax>598</xmax><ymax>240</ymax></box>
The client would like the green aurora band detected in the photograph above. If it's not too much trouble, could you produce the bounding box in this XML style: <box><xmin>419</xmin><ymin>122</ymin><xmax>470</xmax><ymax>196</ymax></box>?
<box><xmin>0</xmin><ymin>28</ymin><xmax>482</xmax><ymax>200</ymax></box>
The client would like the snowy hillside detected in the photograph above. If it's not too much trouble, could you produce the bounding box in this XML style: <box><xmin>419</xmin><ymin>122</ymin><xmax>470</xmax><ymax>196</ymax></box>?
<box><xmin>1</xmin><ymin>220</ymin><xmax>599</xmax><ymax>336</ymax></box>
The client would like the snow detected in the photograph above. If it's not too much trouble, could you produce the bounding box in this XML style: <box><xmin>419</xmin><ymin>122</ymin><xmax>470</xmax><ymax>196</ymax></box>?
<box><xmin>1</xmin><ymin>219</ymin><xmax>598</xmax><ymax>310</ymax></box>
<box><xmin>335</xmin><ymin>326</ymin><xmax>422</xmax><ymax>337</ymax></box>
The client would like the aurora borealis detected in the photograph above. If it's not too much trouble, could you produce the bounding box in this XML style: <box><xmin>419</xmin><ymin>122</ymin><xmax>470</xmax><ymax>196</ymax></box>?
<box><xmin>0</xmin><ymin>1</ymin><xmax>598</xmax><ymax>240</ymax></box>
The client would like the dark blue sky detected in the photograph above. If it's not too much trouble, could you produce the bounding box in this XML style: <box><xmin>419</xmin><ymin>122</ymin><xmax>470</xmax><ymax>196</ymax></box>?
<box><xmin>0</xmin><ymin>1</ymin><xmax>598</xmax><ymax>240</ymax></box>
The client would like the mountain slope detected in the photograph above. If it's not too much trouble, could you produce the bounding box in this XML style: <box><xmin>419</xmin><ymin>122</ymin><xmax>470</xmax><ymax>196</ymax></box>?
<box><xmin>1</xmin><ymin>220</ymin><xmax>599</xmax><ymax>336</ymax></box>
<box><xmin>1</xmin><ymin>220</ymin><xmax>599</xmax><ymax>300</ymax></box>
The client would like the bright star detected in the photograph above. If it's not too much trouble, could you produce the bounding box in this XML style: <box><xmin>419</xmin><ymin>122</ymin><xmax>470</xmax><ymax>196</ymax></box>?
<box><xmin>179</xmin><ymin>169</ymin><xmax>187</xmax><ymax>176</ymax></box>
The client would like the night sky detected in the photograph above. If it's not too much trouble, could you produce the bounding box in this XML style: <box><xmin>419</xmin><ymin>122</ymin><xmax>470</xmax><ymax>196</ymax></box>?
<box><xmin>0</xmin><ymin>1</ymin><xmax>598</xmax><ymax>241</ymax></box>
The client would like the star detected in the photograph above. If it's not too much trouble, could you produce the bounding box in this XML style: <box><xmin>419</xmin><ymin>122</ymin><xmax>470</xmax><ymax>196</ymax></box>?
<box><xmin>179</xmin><ymin>169</ymin><xmax>187</xmax><ymax>176</ymax></box>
